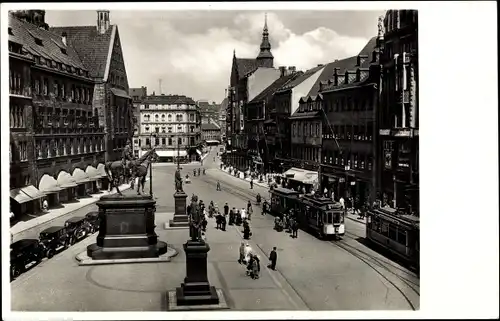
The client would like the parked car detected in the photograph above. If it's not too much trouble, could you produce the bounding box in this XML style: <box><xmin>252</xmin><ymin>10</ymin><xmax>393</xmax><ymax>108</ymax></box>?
<box><xmin>39</xmin><ymin>226</ymin><xmax>70</xmax><ymax>259</ymax></box>
<box><xmin>85</xmin><ymin>211</ymin><xmax>100</xmax><ymax>233</ymax></box>
<box><xmin>65</xmin><ymin>216</ymin><xmax>91</xmax><ymax>244</ymax></box>
<box><xmin>10</xmin><ymin>239</ymin><xmax>43</xmax><ymax>279</ymax></box>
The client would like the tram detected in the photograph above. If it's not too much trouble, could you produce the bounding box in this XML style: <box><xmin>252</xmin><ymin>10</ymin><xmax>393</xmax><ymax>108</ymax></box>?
<box><xmin>366</xmin><ymin>207</ymin><xmax>420</xmax><ymax>271</ymax></box>
<box><xmin>297</xmin><ymin>195</ymin><xmax>345</xmax><ymax>240</ymax></box>
<box><xmin>269</xmin><ymin>187</ymin><xmax>301</xmax><ymax>216</ymax></box>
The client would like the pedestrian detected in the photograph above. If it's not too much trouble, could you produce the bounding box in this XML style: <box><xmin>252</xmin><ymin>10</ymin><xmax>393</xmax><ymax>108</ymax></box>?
<box><xmin>292</xmin><ymin>220</ymin><xmax>299</xmax><ymax>238</ymax></box>
<box><xmin>240</xmin><ymin>207</ymin><xmax>246</xmax><ymax>222</ymax></box>
<box><xmin>247</xmin><ymin>201</ymin><xmax>253</xmax><ymax>221</ymax></box>
<box><xmin>252</xmin><ymin>255</ymin><xmax>261</xmax><ymax>279</ymax></box>
<box><xmin>268</xmin><ymin>247</ymin><xmax>277</xmax><ymax>270</ymax></box>
<box><xmin>221</xmin><ymin>214</ymin><xmax>227</xmax><ymax>231</ymax></box>
<box><xmin>217</xmin><ymin>181</ymin><xmax>221</xmax><ymax>191</ymax></box>
<box><xmin>339</xmin><ymin>196</ymin><xmax>345</xmax><ymax>210</ymax></box>
<box><xmin>250</xmin><ymin>179</ymin><xmax>254</xmax><ymax>189</ymax></box>
<box><xmin>224</xmin><ymin>202</ymin><xmax>229</xmax><ymax>216</ymax></box>
<box><xmin>331</xmin><ymin>190</ymin><xmax>335</xmax><ymax>201</ymax></box>
<box><xmin>238</xmin><ymin>242</ymin><xmax>245</xmax><ymax>264</ymax></box>
<box><xmin>244</xmin><ymin>243</ymin><xmax>252</xmax><ymax>265</ymax></box>
<box><xmin>42</xmin><ymin>198</ymin><xmax>49</xmax><ymax>212</ymax></box>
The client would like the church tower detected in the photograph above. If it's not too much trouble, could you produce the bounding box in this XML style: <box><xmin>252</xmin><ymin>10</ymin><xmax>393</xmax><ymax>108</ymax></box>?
<box><xmin>256</xmin><ymin>13</ymin><xmax>274</xmax><ymax>68</ymax></box>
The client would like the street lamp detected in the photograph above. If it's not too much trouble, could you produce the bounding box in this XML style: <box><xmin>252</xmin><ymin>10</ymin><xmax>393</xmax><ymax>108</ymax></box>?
<box><xmin>149</xmin><ymin>132</ymin><xmax>157</xmax><ymax>198</ymax></box>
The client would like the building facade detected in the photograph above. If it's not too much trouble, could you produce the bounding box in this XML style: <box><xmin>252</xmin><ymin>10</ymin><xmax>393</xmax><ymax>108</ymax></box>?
<box><xmin>201</xmin><ymin>123</ymin><xmax>221</xmax><ymax>142</ymax></box>
<box><xmin>130</xmin><ymin>86</ymin><xmax>148</xmax><ymax>157</ymax></box>
<box><xmin>319</xmin><ymin>53</ymin><xmax>382</xmax><ymax>205</ymax></box>
<box><xmin>377</xmin><ymin>10</ymin><xmax>419</xmax><ymax>214</ymax></box>
<box><xmin>51</xmin><ymin>10</ymin><xmax>134</xmax><ymax>163</ymax></box>
<box><xmin>9</xmin><ymin>11</ymin><xmax>107</xmax><ymax>219</ymax></box>
<box><xmin>138</xmin><ymin>94</ymin><xmax>201</xmax><ymax>162</ymax></box>
<box><xmin>198</xmin><ymin>100</ymin><xmax>221</xmax><ymax>124</ymax></box>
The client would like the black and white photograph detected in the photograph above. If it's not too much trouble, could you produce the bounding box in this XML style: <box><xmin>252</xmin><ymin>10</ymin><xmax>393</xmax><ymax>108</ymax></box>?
<box><xmin>2</xmin><ymin>1</ymin><xmax>498</xmax><ymax>319</ymax></box>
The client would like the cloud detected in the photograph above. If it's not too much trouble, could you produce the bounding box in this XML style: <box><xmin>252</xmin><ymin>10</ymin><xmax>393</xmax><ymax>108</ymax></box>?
<box><xmin>45</xmin><ymin>10</ymin><xmax>378</xmax><ymax>102</ymax></box>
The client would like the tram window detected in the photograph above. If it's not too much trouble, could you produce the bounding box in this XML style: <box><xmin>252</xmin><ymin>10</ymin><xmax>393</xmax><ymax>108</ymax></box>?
<box><xmin>397</xmin><ymin>229</ymin><xmax>407</xmax><ymax>245</ymax></box>
<box><xmin>381</xmin><ymin>222</ymin><xmax>389</xmax><ymax>237</ymax></box>
<box><xmin>341</xmin><ymin>213</ymin><xmax>345</xmax><ymax>223</ymax></box>
<box><xmin>388</xmin><ymin>224</ymin><xmax>397</xmax><ymax>240</ymax></box>
<box><xmin>332</xmin><ymin>213</ymin><xmax>338</xmax><ymax>224</ymax></box>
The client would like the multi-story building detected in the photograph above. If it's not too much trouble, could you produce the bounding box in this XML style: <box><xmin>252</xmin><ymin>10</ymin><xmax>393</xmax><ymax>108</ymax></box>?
<box><xmin>138</xmin><ymin>94</ymin><xmax>201</xmax><ymax>162</ymax></box>
<box><xmin>319</xmin><ymin>50</ymin><xmax>382</xmax><ymax>204</ymax></box>
<box><xmin>8</xmin><ymin>11</ymin><xmax>107</xmax><ymax>219</ymax></box>
<box><xmin>129</xmin><ymin>86</ymin><xmax>147</xmax><ymax>157</ymax></box>
<box><xmin>201</xmin><ymin>122</ymin><xmax>221</xmax><ymax>142</ymax></box>
<box><xmin>198</xmin><ymin>100</ymin><xmax>220</xmax><ymax>124</ymax></box>
<box><xmin>219</xmin><ymin>96</ymin><xmax>228</xmax><ymax>141</ymax></box>
<box><xmin>227</xmin><ymin>15</ymin><xmax>281</xmax><ymax>170</ymax></box>
<box><xmin>51</xmin><ymin>10</ymin><xmax>134</xmax><ymax>163</ymax></box>
<box><xmin>377</xmin><ymin>10</ymin><xmax>419</xmax><ymax>214</ymax></box>
<box><xmin>245</xmin><ymin>69</ymin><xmax>301</xmax><ymax>173</ymax></box>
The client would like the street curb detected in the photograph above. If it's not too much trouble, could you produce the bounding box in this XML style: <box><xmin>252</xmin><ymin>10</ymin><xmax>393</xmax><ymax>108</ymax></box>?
<box><xmin>214</xmin><ymin>167</ymin><xmax>270</xmax><ymax>189</ymax></box>
<box><xmin>345</xmin><ymin>213</ymin><xmax>367</xmax><ymax>225</ymax></box>
<box><xmin>12</xmin><ymin>184</ymin><xmax>132</xmax><ymax>236</ymax></box>
<box><xmin>75</xmin><ymin>246</ymin><xmax>178</xmax><ymax>266</ymax></box>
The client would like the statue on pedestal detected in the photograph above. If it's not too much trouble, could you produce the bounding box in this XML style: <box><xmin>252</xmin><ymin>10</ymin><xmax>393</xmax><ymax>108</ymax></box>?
<box><xmin>188</xmin><ymin>195</ymin><xmax>202</xmax><ymax>242</ymax></box>
<box><xmin>378</xmin><ymin>15</ymin><xmax>385</xmax><ymax>37</ymax></box>
<box><xmin>175</xmin><ymin>168</ymin><xmax>183</xmax><ymax>193</ymax></box>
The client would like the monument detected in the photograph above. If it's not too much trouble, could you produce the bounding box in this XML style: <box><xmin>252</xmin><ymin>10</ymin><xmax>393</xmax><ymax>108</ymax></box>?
<box><xmin>168</xmin><ymin>195</ymin><xmax>223</xmax><ymax>309</ymax></box>
<box><xmin>87</xmin><ymin>194</ymin><xmax>168</xmax><ymax>260</ymax></box>
<box><xmin>169</xmin><ymin>167</ymin><xmax>189</xmax><ymax>228</ymax></box>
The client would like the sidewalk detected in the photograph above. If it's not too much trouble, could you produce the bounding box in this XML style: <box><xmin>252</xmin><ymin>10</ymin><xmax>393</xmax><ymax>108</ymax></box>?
<box><xmin>11</xmin><ymin>183</ymin><xmax>132</xmax><ymax>236</ymax></box>
<box><xmin>217</xmin><ymin>166</ymin><xmax>271</xmax><ymax>189</ymax></box>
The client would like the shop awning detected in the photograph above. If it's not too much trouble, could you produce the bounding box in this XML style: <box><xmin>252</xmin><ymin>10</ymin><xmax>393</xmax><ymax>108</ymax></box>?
<box><xmin>283</xmin><ymin>167</ymin><xmax>318</xmax><ymax>185</ymax></box>
<box><xmin>20</xmin><ymin>185</ymin><xmax>47</xmax><ymax>200</ymax></box>
<box><xmin>157</xmin><ymin>150</ymin><xmax>187</xmax><ymax>157</ymax></box>
<box><xmin>57</xmin><ymin>171</ymin><xmax>78</xmax><ymax>188</ymax></box>
<box><xmin>110</xmin><ymin>88</ymin><xmax>131</xmax><ymax>99</ymax></box>
<box><xmin>72</xmin><ymin>168</ymin><xmax>95</xmax><ymax>184</ymax></box>
<box><xmin>85</xmin><ymin>165</ymin><xmax>102</xmax><ymax>180</ymax></box>
<box><xmin>96</xmin><ymin>163</ymin><xmax>108</xmax><ymax>178</ymax></box>
<box><xmin>39</xmin><ymin>174</ymin><xmax>63</xmax><ymax>194</ymax></box>
<box><xmin>10</xmin><ymin>188</ymin><xmax>34</xmax><ymax>204</ymax></box>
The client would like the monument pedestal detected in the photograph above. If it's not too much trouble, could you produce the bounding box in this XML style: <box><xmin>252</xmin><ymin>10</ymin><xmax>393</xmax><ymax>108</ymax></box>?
<box><xmin>175</xmin><ymin>240</ymin><xmax>220</xmax><ymax>306</ymax></box>
<box><xmin>87</xmin><ymin>195</ymin><xmax>168</xmax><ymax>260</ymax></box>
<box><xmin>169</xmin><ymin>191</ymin><xmax>189</xmax><ymax>228</ymax></box>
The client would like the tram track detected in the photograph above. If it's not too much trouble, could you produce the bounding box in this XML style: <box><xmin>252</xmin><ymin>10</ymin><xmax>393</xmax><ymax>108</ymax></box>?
<box><xmin>201</xmin><ymin>171</ymin><xmax>419</xmax><ymax>309</ymax></box>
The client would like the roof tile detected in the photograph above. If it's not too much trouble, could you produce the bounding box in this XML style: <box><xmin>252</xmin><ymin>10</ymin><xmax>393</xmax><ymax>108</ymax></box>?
<box><xmin>236</xmin><ymin>58</ymin><xmax>258</xmax><ymax>79</ymax></box>
<box><xmin>249</xmin><ymin>72</ymin><xmax>302</xmax><ymax>104</ymax></box>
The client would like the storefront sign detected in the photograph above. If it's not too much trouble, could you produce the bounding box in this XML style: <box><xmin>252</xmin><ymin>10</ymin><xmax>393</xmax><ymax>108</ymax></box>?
<box><xmin>350</xmin><ymin>181</ymin><xmax>356</xmax><ymax>186</ymax></box>
<box><xmin>393</xmin><ymin>128</ymin><xmax>412</xmax><ymax>137</ymax></box>
<box><xmin>379</xmin><ymin>129</ymin><xmax>391</xmax><ymax>135</ymax></box>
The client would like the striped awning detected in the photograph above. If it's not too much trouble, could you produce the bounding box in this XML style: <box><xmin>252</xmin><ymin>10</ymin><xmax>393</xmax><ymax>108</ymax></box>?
<box><xmin>85</xmin><ymin>165</ymin><xmax>102</xmax><ymax>180</ymax></box>
<box><xmin>156</xmin><ymin>150</ymin><xmax>187</xmax><ymax>157</ymax></box>
<box><xmin>10</xmin><ymin>188</ymin><xmax>34</xmax><ymax>204</ymax></box>
<box><xmin>57</xmin><ymin>171</ymin><xmax>78</xmax><ymax>188</ymax></box>
<box><xmin>20</xmin><ymin>185</ymin><xmax>46</xmax><ymax>200</ymax></box>
<box><xmin>39</xmin><ymin>174</ymin><xmax>63</xmax><ymax>194</ymax></box>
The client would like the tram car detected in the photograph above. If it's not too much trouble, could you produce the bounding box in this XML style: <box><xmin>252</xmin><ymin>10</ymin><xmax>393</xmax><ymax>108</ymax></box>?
<box><xmin>297</xmin><ymin>195</ymin><xmax>345</xmax><ymax>240</ymax></box>
<box><xmin>269</xmin><ymin>187</ymin><xmax>301</xmax><ymax>217</ymax></box>
<box><xmin>366</xmin><ymin>207</ymin><xmax>420</xmax><ymax>271</ymax></box>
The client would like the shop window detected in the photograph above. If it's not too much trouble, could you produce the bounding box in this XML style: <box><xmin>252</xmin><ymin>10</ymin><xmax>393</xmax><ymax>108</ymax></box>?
<box><xmin>397</xmin><ymin>229</ymin><xmax>407</xmax><ymax>245</ymax></box>
<box><xmin>381</xmin><ymin>222</ymin><xmax>389</xmax><ymax>237</ymax></box>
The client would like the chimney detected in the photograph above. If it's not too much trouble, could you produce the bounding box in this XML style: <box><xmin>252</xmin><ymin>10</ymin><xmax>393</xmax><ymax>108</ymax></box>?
<box><xmin>279</xmin><ymin>66</ymin><xmax>287</xmax><ymax>77</ymax></box>
<box><xmin>319</xmin><ymin>82</ymin><xmax>323</xmax><ymax>92</ymax></box>
<box><xmin>356</xmin><ymin>69</ymin><xmax>361</xmax><ymax>82</ymax></box>
<box><xmin>344</xmin><ymin>71</ymin><xmax>350</xmax><ymax>84</ymax></box>
<box><xmin>372</xmin><ymin>50</ymin><xmax>379</xmax><ymax>63</ymax></box>
<box><xmin>333</xmin><ymin>68</ymin><xmax>339</xmax><ymax>86</ymax></box>
<box><xmin>61</xmin><ymin>32</ymin><xmax>67</xmax><ymax>46</ymax></box>
<box><xmin>288</xmin><ymin>66</ymin><xmax>296</xmax><ymax>73</ymax></box>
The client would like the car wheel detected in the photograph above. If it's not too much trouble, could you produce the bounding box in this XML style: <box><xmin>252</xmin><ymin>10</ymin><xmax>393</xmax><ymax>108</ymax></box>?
<box><xmin>46</xmin><ymin>250</ymin><xmax>54</xmax><ymax>259</ymax></box>
<box><xmin>70</xmin><ymin>237</ymin><xmax>76</xmax><ymax>246</ymax></box>
<box><xmin>11</xmin><ymin>265</ymin><xmax>21</xmax><ymax>279</ymax></box>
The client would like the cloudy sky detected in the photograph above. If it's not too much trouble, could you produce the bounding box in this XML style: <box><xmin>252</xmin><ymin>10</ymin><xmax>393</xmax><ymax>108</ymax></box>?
<box><xmin>45</xmin><ymin>10</ymin><xmax>384</xmax><ymax>103</ymax></box>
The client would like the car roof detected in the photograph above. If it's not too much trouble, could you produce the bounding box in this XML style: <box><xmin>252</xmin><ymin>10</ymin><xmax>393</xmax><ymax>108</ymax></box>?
<box><xmin>40</xmin><ymin>226</ymin><xmax>65</xmax><ymax>234</ymax></box>
<box><xmin>66</xmin><ymin>216</ymin><xmax>86</xmax><ymax>223</ymax></box>
<box><xmin>86</xmin><ymin>211</ymin><xmax>99</xmax><ymax>217</ymax></box>
<box><xmin>11</xmin><ymin>239</ymin><xmax>39</xmax><ymax>250</ymax></box>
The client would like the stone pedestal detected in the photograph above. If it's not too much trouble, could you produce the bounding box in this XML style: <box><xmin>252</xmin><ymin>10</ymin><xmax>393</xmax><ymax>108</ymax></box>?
<box><xmin>169</xmin><ymin>191</ymin><xmax>189</xmax><ymax>228</ymax></box>
<box><xmin>87</xmin><ymin>195</ymin><xmax>168</xmax><ymax>260</ymax></box>
<box><xmin>175</xmin><ymin>240</ymin><xmax>219</xmax><ymax>306</ymax></box>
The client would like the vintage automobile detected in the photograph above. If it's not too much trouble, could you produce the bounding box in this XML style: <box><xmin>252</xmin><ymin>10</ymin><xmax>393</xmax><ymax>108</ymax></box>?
<box><xmin>65</xmin><ymin>216</ymin><xmax>91</xmax><ymax>244</ymax></box>
<box><xmin>39</xmin><ymin>226</ymin><xmax>70</xmax><ymax>259</ymax></box>
<box><xmin>85</xmin><ymin>211</ymin><xmax>100</xmax><ymax>233</ymax></box>
<box><xmin>10</xmin><ymin>239</ymin><xmax>43</xmax><ymax>279</ymax></box>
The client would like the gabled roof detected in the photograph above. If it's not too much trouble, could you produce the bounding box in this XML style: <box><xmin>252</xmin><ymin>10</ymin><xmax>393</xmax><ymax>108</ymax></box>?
<box><xmin>236</xmin><ymin>58</ymin><xmax>258</xmax><ymax>79</ymax></box>
<box><xmin>289</xmin><ymin>111</ymin><xmax>321</xmax><ymax>119</ymax></box>
<box><xmin>50</xmin><ymin>25</ymin><xmax>114</xmax><ymax>79</ymax></box>
<box><xmin>8</xmin><ymin>15</ymin><xmax>89</xmax><ymax>74</ymax></box>
<box><xmin>358</xmin><ymin>36</ymin><xmax>377</xmax><ymax>56</ymax></box>
<box><xmin>145</xmin><ymin>94</ymin><xmax>196</xmax><ymax>105</ymax></box>
<box><xmin>279</xmin><ymin>65</ymin><xmax>324</xmax><ymax>92</ymax></box>
<box><xmin>248</xmin><ymin>72</ymin><xmax>302</xmax><ymax>104</ymax></box>
<box><xmin>201</xmin><ymin>123</ymin><xmax>221</xmax><ymax>131</ymax></box>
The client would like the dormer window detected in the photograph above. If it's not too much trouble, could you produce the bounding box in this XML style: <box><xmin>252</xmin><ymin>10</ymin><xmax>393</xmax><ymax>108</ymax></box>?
<box><xmin>8</xmin><ymin>27</ymin><xmax>13</xmax><ymax>35</ymax></box>
<box><xmin>34</xmin><ymin>37</ymin><xmax>43</xmax><ymax>46</ymax></box>
<box><xmin>60</xmin><ymin>47</ymin><xmax>67</xmax><ymax>54</ymax></box>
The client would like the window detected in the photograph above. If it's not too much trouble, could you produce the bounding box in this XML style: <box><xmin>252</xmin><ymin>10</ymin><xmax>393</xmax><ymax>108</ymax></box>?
<box><xmin>162</xmin><ymin>138</ymin><xmax>166</xmax><ymax>145</ymax></box>
<box><xmin>145</xmin><ymin>126</ymin><xmax>150</xmax><ymax>132</ymax></box>
<box><xmin>397</xmin><ymin>229</ymin><xmax>407</xmax><ymax>245</ymax></box>
<box><xmin>34</xmin><ymin>79</ymin><xmax>40</xmax><ymax>94</ymax></box>
<box><xmin>155</xmin><ymin>127</ymin><xmax>160</xmax><ymax>133</ymax></box>
<box><xmin>167</xmin><ymin>127</ymin><xmax>172</xmax><ymax>133</ymax></box>
<box><xmin>155</xmin><ymin>138</ymin><xmax>160</xmax><ymax>146</ymax></box>
<box><xmin>190</xmin><ymin>126</ymin><xmax>194</xmax><ymax>133</ymax></box>
<box><xmin>178</xmin><ymin>137</ymin><xmax>182</xmax><ymax>145</ymax></box>
<box><xmin>43</xmin><ymin>78</ymin><xmax>48</xmax><ymax>95</ymax></box>
<box><xmin>189</xmin><ymin>114</ymin><xmax>195</xmax><ymax>121</ymax></box>
<box><xmin>168</xmin><ymin>138</ymin><xmax>172</xmax><ymax>145</ymax></box>
<box><xmin>145</xmin><ymin>138</ymin><xmax>150</xmax><ymax>146</ymax></box>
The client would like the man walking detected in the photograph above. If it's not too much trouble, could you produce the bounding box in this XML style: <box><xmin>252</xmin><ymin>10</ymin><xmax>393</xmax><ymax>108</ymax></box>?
<box><xmin>250</xmin><ymin>179</ymin><xmax>254</xmax><ymax>189</ymax></box>
<box><xmin>238</xmin><ymin>242</ymin><xmax>245</xmax><ymax>264</ymax></box>
<box><xmin>224</xmin><ymin>202</ymin><xmax>229</xmax><ymax>216</ymax></box>
<box><xmin>268</xmin><ymin>247</ymin><xmax>278</xmax><ymax>270</ymax></box>
<box><xmin>247</xmin><ymin>200</ymin><xmax>253</xmax><ymax>221</ymax></box>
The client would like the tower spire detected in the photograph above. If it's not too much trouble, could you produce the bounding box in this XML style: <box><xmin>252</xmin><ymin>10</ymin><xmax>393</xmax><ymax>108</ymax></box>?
<box><xmin>256</xmin><ymin>13</ymin><xmax>274</xmax><ymax>68</ymax></box>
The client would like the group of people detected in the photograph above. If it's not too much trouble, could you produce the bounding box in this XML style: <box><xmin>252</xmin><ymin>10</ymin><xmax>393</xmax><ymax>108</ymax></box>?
<box><xmin>238</xmin><ymin>243</ymin><xmax>279</xmax><ymax>279</ymax></box>
<box><xmin>273</xmin><ymin>209</ymin><xmax>299</xmax><ymax>238</ymax></box>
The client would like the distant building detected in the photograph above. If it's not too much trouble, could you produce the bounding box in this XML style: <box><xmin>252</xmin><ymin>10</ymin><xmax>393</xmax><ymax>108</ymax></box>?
<box><xmin>129</xmin><ymin>86</ymin><xmax>147</xmax><ymax>157</ymax></box>
<box><xmin>197</xmin><ymin>100</ymin><xmax>221</xmax><ymax>124</ymax></box>
<box><xmin>201</xmin><ymin>122</ymin><xmax>221</xmax><ymax>143</ymax></box>
<box><xmin>138</xmin><ymin>94</ymin><xmax>202</xmax><ymax>162</ymax></box>
<box><xmin>219</xmin><ymin>96</ymin><xmax>228</xmax><ymax>141</ymax></box>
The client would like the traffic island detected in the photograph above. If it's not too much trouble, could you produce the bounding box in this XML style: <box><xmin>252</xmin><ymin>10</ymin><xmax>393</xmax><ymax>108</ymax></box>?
<box><xmin>166</xmin><ymin>240</ymin><xmax>228</xmax><ymax>311</ymax></box>
<box><xmin>86</xmin><ymin>194</ymin><xmax>169</xmax><ymax>261</ymax></box>
<box><xmin>76</xmin><ymin>245</ymin><xmax>178</xmax><ymax>265</ymax></box>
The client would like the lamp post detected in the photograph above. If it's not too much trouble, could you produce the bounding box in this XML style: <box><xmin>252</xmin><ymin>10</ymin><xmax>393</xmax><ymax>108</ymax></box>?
<box><xmin>149</xmin><ymin>132</ymin><xmax>157</xmax><ymax>197</ymax></box>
